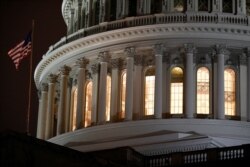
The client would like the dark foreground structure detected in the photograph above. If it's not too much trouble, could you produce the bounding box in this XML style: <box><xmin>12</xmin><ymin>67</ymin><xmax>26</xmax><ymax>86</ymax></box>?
<box><xmin>0</xmin><ymin>131</ymin><xmax>250</xmax><ymax>167</ymax></box>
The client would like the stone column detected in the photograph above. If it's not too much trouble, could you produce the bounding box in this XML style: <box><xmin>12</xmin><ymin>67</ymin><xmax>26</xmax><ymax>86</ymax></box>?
<box><xmin>215</xmin><ymin>45</ymin><xmax>226</xmax><ymax>119</ymax></box>
<box><xmin>211</xmin><ymin>0</ymin><xmax>222</xmax><ymax>12</ymax></box>
<box><xmin>154</xmin><ymin>44</ymin><xmax>164</xmax><ymax>119</ymax></box>
<box><xmin>122</xmin><ymin>0</ymin><xmax>129</xmax><ymax>17</ymax></box>
<box><xmin>134</xmin><ymin>55</ymin><xmax>143</xmax><ymax>119</ymax></box>
<box><xmin>187</xmin><ymin>0</ymin><xmax>196</xmax><ymax>12</ymax></box>
<box><xmin>57</xmin><ymin>65</ymin><xmax>71</xmax><ymax>135</ymax></box>
<box><xmin>69</xmin><ymin>8</ymin><xmax>75</xmax><ymax>34</ymax></box>
<box><xmin>239</xmin><ymin>53</ymin><xmax>247</xmax><ymax>121</ymax></box>
<box><xmin>116</xmin><ymin>0</ymin><xmax>123</xmax><ymax>19</ymax></box>
<box><xmin>98</xmin><ymin>52</ymin><xmax>110</xmax><ymax>124</ymax></box>
<box><xmin>76</xmin><ymin>58</ymin><xmax>89</xmax><ymax>129</ymax></box>
<box><xmin>99</xmin><ymin>0</ymin><xmax>106</xmax><ymax>23</ymax></box>
<box><xmin>110</xmin><ymin>58</ymin><xmax>121</xmax><ymax>121</ymax></box>
<box><xmin>37</xmin><ymin>83</ymin><xmax>48</xmax><ymax>139</ymax></box>
<box><xmin>65</xmin><ymin>79</ymin><xmax>72</xmax><ymax>132</ymax></box>
<box><xmin>124</xmin><ymin>47</ymin><xmax>135</xmax><ymax>121</ymax></box>
<box><xmin>91</xmin><ymin>64</ymin><xmax>99</xmax><ymax>125</ymax></box>
<box><xmin>247</xmin><ymin>49</ymin><xmax>250</xmax><ymax>121</ymax></box>
<box><xmin>236</xmin><ymin>0</ymin><xmax>246</xmax><ymax>15</ymax></box>
<box><xmin>45</xmin><ymin>74</ymin><xmax>57</xmax><ymax>139</ymax></box>
<box><xmin>77</xmin><ymin>0</ymin><xmax>82</xmax><ymax>30</ymax></box>
<box><xmin>184</xmin><ymin>44</ymin><xmax>195</xmax><ymax>118</ymax></box>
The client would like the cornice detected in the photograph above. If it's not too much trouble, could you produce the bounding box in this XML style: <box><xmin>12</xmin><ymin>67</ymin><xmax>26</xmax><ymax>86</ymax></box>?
<box><xmin>34</xmin><ymin>23</ymin><xmax>250</xmax><ymax>88</ymax></box>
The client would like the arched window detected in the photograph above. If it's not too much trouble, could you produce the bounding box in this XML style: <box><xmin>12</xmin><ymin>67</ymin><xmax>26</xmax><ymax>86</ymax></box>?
<box><xmin>128</xmin><ymin>0</ymin><xmax>137</xmax><ymax>16</ymax></box>
<box><xmin>151</xmin><ymin>0</ymin><xmax>162</xmax><ymax>14</ymax></box>
<box><xmin>94</xmin><ymin>0</ymin><xmax>100</xmax><ymax>25</ymax></box>
<box><xmin>106</xmin><ymin>76</ymin><xmax>112</xmax><ymax>121</ymax></box>
<box><xmin>224</xmin><ymin>68</ymin><xmax>236</xmax><ymax>116</ymax></box>
<box><xmin>71</xmin><ymin>88</ymin><xmax>77</xmax><ymax>131</ymax></box>
<box><xmin>170</xmin><ymin>67</ymin><xmax>183</xmax><ymax>114</ymax></box>
<box><xmin>110</xmin><ymin>0</ymin><xmax>117</xmax><ymax>21</ymax></box>
<box><xmin>84</xmin><ymin>81</ymin><xmax>93</xmax><ymax>127</ymax></box>
<box><xmin>120</xmin><ymin>71</ymin><xmax>126</xmax><ymax>119</ymax></box>
<box><xmin>197</xmin><ymin>67</ymin><xmax>210</xmax><ymax>114</ymax></box>
<box><xmin>223</xmin><ymin>0</ymin><xmax>233</xmax><ymax>13</ymax></box>
<box><xmin>144</xmin><ymin>67</ymin><xmax>155</xmax><ymax>116</ymax></box>
<box><xmin>174</xmin><ymin>0</ymin><xmax>185</xmax><ymax>12</ymax></box>
<box><xmin>198</xmin><ymin>0</ymin><xmax>209</xmax><ymax>11</ymax></box>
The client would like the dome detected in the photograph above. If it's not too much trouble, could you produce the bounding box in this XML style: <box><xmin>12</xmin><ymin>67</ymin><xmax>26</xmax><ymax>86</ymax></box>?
<box><xmin>35</xmin><ymin>0</ymin><xmax>250</xmax><ymax>162</ymax></box>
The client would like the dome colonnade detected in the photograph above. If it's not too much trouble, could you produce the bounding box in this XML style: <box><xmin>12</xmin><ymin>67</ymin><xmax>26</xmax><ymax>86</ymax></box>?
<box><xmin>35</xmin><ymin>0</ymin><xmax>250</xmax><ymax>142</ymax></box>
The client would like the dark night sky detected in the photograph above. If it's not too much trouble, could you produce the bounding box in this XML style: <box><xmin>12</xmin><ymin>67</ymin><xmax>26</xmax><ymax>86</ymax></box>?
<box><xmin>0</xmin><ymin>0</ymin><xmax>66</xmax><ymax>136</ymax></box>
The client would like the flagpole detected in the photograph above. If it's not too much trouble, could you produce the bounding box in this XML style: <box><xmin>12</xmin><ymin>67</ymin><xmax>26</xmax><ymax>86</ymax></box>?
<box><xmin>26</xmin><ymin>20</ymin><xmax>35</xmax><ymax>135</ymax></box>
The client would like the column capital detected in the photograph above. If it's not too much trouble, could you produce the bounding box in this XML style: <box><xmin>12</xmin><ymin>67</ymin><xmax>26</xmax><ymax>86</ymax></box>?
<box><xmin>76</xmin><ymin>58</ymin><xmax>89</xmax><ymax>68</ymax></box>
<box><xmin>70</xmin><ymin>8</ymin><xmax>75</xmax><ymax>14</ymax></box>
<box><xmin>91</xmin><ymin>64</ymin><xmax>99</xmax><ymax>74</ymax></box>
<box><xmin>111</xmin><ymin>58</ymin><xmax>123</xmax><ymax>69</ymax></box>
<box><xmin>98</xmin><ymin>51</ymin><xmax>110</xmax><ymax>62</ymax></box>
<box><xmin>124</xmin><ymin>47</ymin><xmax>136</xmax><ymax>58</ymax></box>
<box><xmin>48</xmin><ymin>74</ymin><xmax>57</xmax><ymax>83</ymax></box>
<box><xmin>59</xmin><ymin>65</ymin><xmax>71</xmax><ymax>75</ymax></box>
<box><xmin>153</xmin><ymin>43</ymin><xmax>165</xmax><ymax>55</ymax></box>
<box><xmin>213</xmin><ymin>44</ymin><xmax>229</xmax><ymax>55</ymax></box>
<box><xmin>41</xmin><ymin>83</ymin><xmax>48</xmax><ymax>92</ymax></box>
<box><xmin>134</xmin><ymin>55</ymin><xmax>144</xmax><ymax>65</ymax></box>
<box><xmin>183</xmin><ymin>43</ymin><xmax>196</xmax><ymax>54</ymax></box>
<box><xmin>244</xmin><ymin>47</ymin><xmax>250</xmax><ymax>57</ymax></box>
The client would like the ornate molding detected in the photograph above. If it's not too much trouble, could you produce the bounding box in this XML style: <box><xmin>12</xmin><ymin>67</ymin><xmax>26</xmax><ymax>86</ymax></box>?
<box><xmin>35</xmin><ymin>24</ymin><xmax>250</xmax><ymax>88</ymax></box>
<box><xmin>239</xmin><ymin>53</ymin><xmax>247</xmax><ymax>65</ymax></box>
<box><xmin>134</xmin><ymin>55</ymin><xmax>144</xmax><ymax>65</ymax></box>
<box><xmin>213</xmin><ymin>44</ymin><xmax>230</xmax><ymax>55</ymax></box>
<box><xmin>183</xmin><ymin>43</ymin><xmax>196</xmax><ymax>54</ymax></box>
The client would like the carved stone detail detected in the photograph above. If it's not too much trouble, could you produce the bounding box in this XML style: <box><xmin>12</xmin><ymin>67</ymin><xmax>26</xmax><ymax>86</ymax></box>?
<box><xmin>184</xmin><ymin>43</ymin><xmax>196</xmax><ymax>54</ymax></box>
<box><xmin>48</xmin><ymin>74</ymin><xmax>57</xmax><ymax>83</ymax></box>
<box><xmin>134</xmin><ymin>55</ymin><xmax>144</xmax><ymax>65</ymax></box>
<box><xmin>98</xmin><ymin>51</ymin><xmax>110</xmax><ymax>62</ymax></box>
<box><xmin>91</xmin><ymin>64</ymin><xmax>99</xmax><ymax>74</ymax></box>
<box><xmin>213</xmin><ymin>44</ymin><xmax>229</xmax><ymax>55</ymax></box>
<box><xmin>111</xmin><ymin>58</ymin><xmax>123</xmax><ymax>69</ymax></box>
<box><xmin>41</xmin><ymin>83</ymin><xmax>48</xmax><ymax>92</ymax></box>
<box><xmin>59</xmin><ymin>65</ymin><xmax>71</xmax><ymax>75</ymax></box>
<box><xmin>76</xmin><ymin>58</ymin><xmax>89</xmax><ymax>68</ymax></box>
<box><xmin>124</xmin><ymin>47</ymin><xmax>136</xmax><ymax>57</ymax></box>
<box><xmin>154</xmin><ymin>44</ymin><xmax>164</xmax><ymax>55</ymax></box>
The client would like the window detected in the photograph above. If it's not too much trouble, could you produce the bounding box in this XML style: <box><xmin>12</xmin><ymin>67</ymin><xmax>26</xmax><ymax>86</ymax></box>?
<box><xmin>151</xmin><ymin>0</ymin><xmax>162</xmax><ymax>14</ymax></box>
<box><xmin>128</xmin><ymin>0</ymin><xmax>137</xmax><ymax>16</ymax></box>
<box><xmin>223</xmin><ymin>0</ymin><xmax>233</xmax><ymax>13</ymax></box>
<box><xmin>110</xmin><ymin>0</ymin><xmax>117</xmax><ymax>21</ymax></box>
<box><xmin>94</xmin><ymin>0</ymin><xmax>100</xmax><ymax>25</ymax></box>
<box><xmin>224</xmin><ymin>68</ymin><xmax>236</xmax><ymax>116</ymax></box>
<box><xmin>198</xmin><ymin>0</ymin><xmax>209</xmax><ymax>11</ymax></box>
<box><xmin>247</xmin><ymin>0</ymin><xmax>250</xmax><ymax>15</ymax></box>
<box><xmin>85</xmin><ymin>81</ymin><xmax>93</xmax><ymax>127</ymax></box>
<box><xmin>120</xmin><ymin>71</ymin><xmax>126</xmax><ymax>119</ymax></box>
<box><xmin>170</xmin><ymin>67</ymin><xmax>183</xmax><ymax>114</ymax></box>
<box><xmin>72</xmin><ymin>88</ymin><xmax>77</xmax><ymax>131</ymax></box>
<box><xmin>174</xmin><ymin>0</ymin><xmax>185</xmax><ymax>12</ymax></box>
<box><xmin>144</xmin><ymin>67</ymin><xmax>155</xmax><ymax>116</ymax></box>
<box><xmin>106</xmin><ymin>76</ymin><xmax>112</xmax><ymax>121</ymax></box>
<box><xmin>197</xmin><ymin>67</ymin><xmax>210</xmax><ymax>114</ymax></box>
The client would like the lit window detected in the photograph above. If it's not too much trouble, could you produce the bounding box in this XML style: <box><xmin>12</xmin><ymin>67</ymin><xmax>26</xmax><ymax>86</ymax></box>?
<box><xmin>144</xmin><ymin>68</ymin><xmax>155</xmax><ymax>116</ymax></box>
<box><xmin>224</xmin><ymin>68</ymin><xmax>236</xmax><ymax>116</ymax></box>
<box><xmin>174</xmin><ymin>0</ymin><xmax>185</xmax><ymax>12</ymax></box>
<box><xmin>197</xmin><ymin>67</ymin><xmax>209</xmax><ymax>114</ymax></box>
<box><xmin>106</xmin><ymin>76</ymin><xmax>112</xmax><ymax>121</ymax></box>
<box><xmin>170</xmin><ymin>67</ymin><xmax>183</xmax><ymax>114</ymax></box>
<box><xmin>85</xmin><ymin>81</ymin><xmax>93</xmax><ymax>127</ymax></box>
<box><xmin>120</xmin><ymin>71</ymin><xmax>126</xmax><ymax>119</ymax></box>
<box><xmin>72</xmin><ymin>88</ymin><xmax>77</xmax><ymax>131</ymax></box>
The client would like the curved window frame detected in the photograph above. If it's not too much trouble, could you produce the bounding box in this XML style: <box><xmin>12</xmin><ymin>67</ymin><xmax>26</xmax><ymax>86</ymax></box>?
<box><xmin>196</xmin><ymin>67</ymin><xmax>210</xmax><ymax>115</ymax></box>
<box><xmin>144</xmin><ymin>67</ymin><xmax>155</xmax><ymax>116</ymax></box>
<box><xmin>170</xmin><ymin>66</ymin><xmax>184</xmax><ymax>115</ymax></box>
<box><xmin>224</xmin><ymin>68</ymin><xmax>236</xmax><ymax>116</ymax></box>
<box><xmin>84</xmin><ymin>80</ymin><xmax>93</xmax><ymax>127</ymax></box>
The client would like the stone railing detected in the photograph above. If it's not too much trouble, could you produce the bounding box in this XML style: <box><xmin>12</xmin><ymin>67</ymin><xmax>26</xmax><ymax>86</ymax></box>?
<box><xmin>45</xmin><ymin>12</ymin><xmax>250</xmax><ymax>56</ymax></box>
<box><xmin>127</xmin><ymin>144</ymin><xmax>250</xmax><ymax>167</ymax></box>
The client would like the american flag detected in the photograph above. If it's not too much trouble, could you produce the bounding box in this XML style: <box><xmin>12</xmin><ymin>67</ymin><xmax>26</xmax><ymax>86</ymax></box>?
<box><xmin>8</xmin><ymin>31</ymin><xmax>32</xmax><ymax>70</ymax></box>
